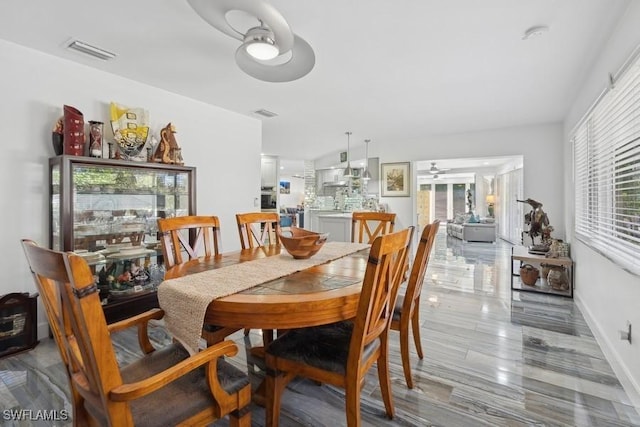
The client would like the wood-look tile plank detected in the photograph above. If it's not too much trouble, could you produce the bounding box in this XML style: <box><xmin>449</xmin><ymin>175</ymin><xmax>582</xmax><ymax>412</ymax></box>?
<box><xmin>1</xmin><ymin>231</ymin><xmax>638</xmax><ymax>426</ymax></box>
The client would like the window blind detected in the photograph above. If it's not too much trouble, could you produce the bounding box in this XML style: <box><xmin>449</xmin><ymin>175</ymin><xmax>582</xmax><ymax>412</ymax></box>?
<box><xmin>573</xmin><ymin>54</ymin><xmax>640</xmax><ymax>276</ymax></box>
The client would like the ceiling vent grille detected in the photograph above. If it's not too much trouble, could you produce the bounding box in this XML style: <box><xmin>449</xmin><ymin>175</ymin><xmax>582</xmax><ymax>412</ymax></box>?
<box><xmin>253</xmin><ymin>109</ymin><xmax>278</xmax><ymax>118</ymax></box>
<box><xmin>66</xmin><ymin>39</ymin><xmax>116</xmax><ymax>60</ymax></box>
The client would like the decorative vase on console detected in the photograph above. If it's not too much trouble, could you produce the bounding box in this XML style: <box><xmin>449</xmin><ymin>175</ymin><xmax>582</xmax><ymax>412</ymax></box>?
<box><xmin>63</xmin><ymin>105</ymin><xmax>85</xmax><ymax>156</ymax></box>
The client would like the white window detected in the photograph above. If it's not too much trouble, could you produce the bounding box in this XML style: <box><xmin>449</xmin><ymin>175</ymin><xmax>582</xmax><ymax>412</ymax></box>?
<box><xmin>573</xmin><ymin>52</ymin><xmax>640</xmax><ymax>276</ymax></box>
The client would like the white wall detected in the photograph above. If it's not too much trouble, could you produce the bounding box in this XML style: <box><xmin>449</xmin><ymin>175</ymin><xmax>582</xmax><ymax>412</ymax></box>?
<box><xmin>0</xmin><ymin>40</ymin><xmax>261</xmax><ymax>337</ymax></box>
<box><xmin>563</xmin><ymin>1</ymin><xmax>640</xmax><ymax>407</ymax></box>
<box><xmin>316</xmin><ymin>123</ymin><xmax>565</xmax><ymax>238</ymax></box>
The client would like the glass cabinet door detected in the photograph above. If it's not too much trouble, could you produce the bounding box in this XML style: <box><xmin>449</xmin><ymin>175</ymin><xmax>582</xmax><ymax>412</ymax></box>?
<box><xmin>70</xmin><ymin>163</ymin><xmax>191</xmax><ymax>252</ymax></box>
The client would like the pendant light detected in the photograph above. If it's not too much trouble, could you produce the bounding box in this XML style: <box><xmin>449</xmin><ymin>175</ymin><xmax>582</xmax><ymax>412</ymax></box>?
<box><xmin>362</xmin><ymin>139</ymin><xmax>372</xmax><ymax>181</ymax></box>
<box><xmin>343</xmin><ymin>131</ymin><xmax>354</xmax><ymax>177</ymax></box>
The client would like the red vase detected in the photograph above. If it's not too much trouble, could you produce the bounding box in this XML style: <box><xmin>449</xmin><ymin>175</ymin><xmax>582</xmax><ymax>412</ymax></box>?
<box><xmin>63</xmin><ymin>105</ymin><xmax>85</xmax><ymax>156</ymax></box>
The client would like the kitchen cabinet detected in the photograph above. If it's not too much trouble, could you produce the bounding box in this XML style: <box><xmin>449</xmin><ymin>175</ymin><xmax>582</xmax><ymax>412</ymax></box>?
<box><xmin>49</xmin><ymin>155</ymin><xmax>196</xmax><ymax>323</ymax></box>
<box><xmin>363</xmin><ymin>157</ymin><xmax>380</xmax><ymax>196</ymax></box>
<box><xmin>261</xmin><ymin>156</ymin><xmax>278</xmax><ymax>188</ymax></box>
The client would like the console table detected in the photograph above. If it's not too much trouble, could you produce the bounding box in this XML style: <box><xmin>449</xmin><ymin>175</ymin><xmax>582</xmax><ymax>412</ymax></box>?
<box><xmin>511</xmin><ymin>246</ymin><xmax>574</xmax><ymax>298</ymax></box>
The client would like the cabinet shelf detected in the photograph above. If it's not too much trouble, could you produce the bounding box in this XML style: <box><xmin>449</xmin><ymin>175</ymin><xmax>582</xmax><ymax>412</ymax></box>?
<box><xmin>71</xmin><ymin>189</ymin><xmax>190</xmax><ymax>196</ymax></box>
<box><xmin>50</xmin><ymin>155</ymin><xmax>196</xmax><ymax>323</ymax></box>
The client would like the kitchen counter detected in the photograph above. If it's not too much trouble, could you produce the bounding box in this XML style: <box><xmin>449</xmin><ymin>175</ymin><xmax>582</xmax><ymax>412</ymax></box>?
<box><xmin>317</xmin><ymin>213</ymin><xmax>353</xmax><ymax>218</ymax></box>
<box><xmin>305</xmin><ymin>209</ymin><xmax>346</xmax><ymax>232</ymax></box>
<box><xmin>317</xmin><ymin>213</ymin><xmax>352</xmax><ymax>242</ymax></box>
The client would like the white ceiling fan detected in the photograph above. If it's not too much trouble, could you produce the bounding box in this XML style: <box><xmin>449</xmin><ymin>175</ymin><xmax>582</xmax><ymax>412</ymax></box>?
<box><xmin>187</xmin><ymin>0</ymin><xmax>315</xmax><ymax>83</ymax></box>
<box><xmin>429</xmin><ymin>162</ymin><xmax>450</xmax><ymax>178</ymax></box>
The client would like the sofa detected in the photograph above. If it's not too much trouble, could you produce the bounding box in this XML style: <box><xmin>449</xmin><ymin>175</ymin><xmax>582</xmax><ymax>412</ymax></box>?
<box><xmin>447</xmin><ymin>215</ymin><xmax>496</xmax><ymax>243</ymax></box>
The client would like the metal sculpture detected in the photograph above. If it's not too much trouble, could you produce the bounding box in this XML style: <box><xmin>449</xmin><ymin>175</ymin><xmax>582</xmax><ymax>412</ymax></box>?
<box><xmin>517</xmin><ymin>198</ymin><xmax>553</xmax><ymax>246</ymax></box>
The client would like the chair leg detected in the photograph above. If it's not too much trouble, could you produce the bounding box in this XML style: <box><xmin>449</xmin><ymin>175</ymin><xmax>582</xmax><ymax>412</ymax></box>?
<box><xmin>345</xmin><ymin>374</ymin><xmax>363</xmax><ymax>427</ymax></box>
<box><xmin>244</xmin><ymin>328</ymin><xmax>250</xmax><ymax>336</ymax></box>
<box><xmin>399</xmin><ymin>320</ymin><xmax>414</xmax><ymax>389</ymax></box>
<box><xmin>71</xmin><ymin>391</ymin><xmax>92</xmax><ymax>426</ymax></box>
<box><xmin>265</xmin><ymin>364</ymin><xmax>287</xmax><ymax>427</ymax></box>
<box><xmin>376</xmin><ymin>342</ymin><xmax>395</xmax><ymax>420</ymax></box>
<box><xmin>411</xmin><ymin>309</ymin><xmax>424</xmax><ymax>359</ymax></box>
<box><xmin>262</xmin><ymin>329</ymin><xmax>274</xmax><ymax>347</ymax></box>
<box><xmin>228</xmin><ymin>407</ymin><xmax>251</xmax><ymax>427</ymax></box>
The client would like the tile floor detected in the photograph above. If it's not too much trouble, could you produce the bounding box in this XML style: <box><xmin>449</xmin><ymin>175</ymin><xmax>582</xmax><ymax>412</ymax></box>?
<box><xmin>1</xmin><ymin>230</ymin><xmax>639</xmax><ymax>426</ymax></box>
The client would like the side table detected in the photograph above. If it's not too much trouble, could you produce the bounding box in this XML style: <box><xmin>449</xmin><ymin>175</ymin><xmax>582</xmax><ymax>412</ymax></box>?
<box><xmin>511</xmin><ymin>246</ymin><xmax>574</xmax><ymax>298</ymax></box>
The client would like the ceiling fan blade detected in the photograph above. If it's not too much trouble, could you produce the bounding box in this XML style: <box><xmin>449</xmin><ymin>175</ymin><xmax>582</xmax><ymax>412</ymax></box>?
<box><xmin>429</xmin><ymin>162</ymin><xmax>450</xmax><ymax>173</ymax></box>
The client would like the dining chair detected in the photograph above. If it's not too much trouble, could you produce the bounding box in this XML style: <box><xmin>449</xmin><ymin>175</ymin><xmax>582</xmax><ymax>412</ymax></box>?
<box><xmin>157</xmin><ymin>215</ymin><xmax>222</xmax><ymax>268</ymax></box>
<box><xmin>236</xmin><ymin>212</ymin><xmax>281</xmax><ymax>338</ymax></box>
<box><xmin>264</xmin><ymin>227</ymin><xmax>414</xmax><ymax>427</ymax></box>
<box><xmin>158</xmin><ymin>215</ymin><xmax>243</xmax><ymax>345</ymax></box>
<box><xmin>21</xmin><ymin>239</ymin><xmax>251</xmax><ymax>427</ymax></box>
<box><xmin>236</xmin><ymin>212</ymin><xmax>281</xmax><ymax>249</ymax></box>
<box><xmin>391</xmin><ymin>219</ymin><xmax>440</xmax><ymax>389</ymax></box>
<box><xmin>351</xmin><ymin>211</ymin><xmax>396</xmax><ymax>243</ymax></box>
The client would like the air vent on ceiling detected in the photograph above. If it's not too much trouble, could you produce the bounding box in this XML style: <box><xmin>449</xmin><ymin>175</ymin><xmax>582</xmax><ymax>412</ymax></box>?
<box><xmin>253</xmin><ymin>109</ymin><xmax>278</xmax><ymax>118</ymax></box>
<box><xmin>66</xmin><ymin>39</ymin><xmax>117</xmax><ymax>61</ymax></box>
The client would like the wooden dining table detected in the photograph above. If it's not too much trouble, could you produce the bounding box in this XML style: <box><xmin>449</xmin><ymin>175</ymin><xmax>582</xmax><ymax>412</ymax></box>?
<box><xmin>160</xmin><ymin>243</ymin><xmax>371</xmax><ymax>343</ymax></box>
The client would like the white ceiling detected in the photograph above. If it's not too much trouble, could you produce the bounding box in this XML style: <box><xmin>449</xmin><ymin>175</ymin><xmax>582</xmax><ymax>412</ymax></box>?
<box><xmin>0</xmin><ymin>0</ymin><xmax>629</xmax><ymax>163</ymax></box>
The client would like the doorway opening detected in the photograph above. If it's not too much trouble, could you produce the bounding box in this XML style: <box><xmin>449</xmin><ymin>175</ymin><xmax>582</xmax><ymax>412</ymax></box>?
<box><xmin>415</xmin><ymin>156</ymin><xmax>523</xmax><ymax>244</ymax></box>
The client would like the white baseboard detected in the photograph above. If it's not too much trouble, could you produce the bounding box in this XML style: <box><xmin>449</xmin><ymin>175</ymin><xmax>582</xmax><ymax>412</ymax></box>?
<box><xmin>575</xmin><ymin>295</ymin><xmax>640</xmax><ymax>411</ymax></box>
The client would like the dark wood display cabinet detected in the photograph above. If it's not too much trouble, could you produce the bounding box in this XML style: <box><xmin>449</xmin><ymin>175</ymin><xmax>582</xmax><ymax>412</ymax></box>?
<box><xmin>49</xmin><ymin>155</ymin><xmax>196</xmax><ymax>323</ymax></box>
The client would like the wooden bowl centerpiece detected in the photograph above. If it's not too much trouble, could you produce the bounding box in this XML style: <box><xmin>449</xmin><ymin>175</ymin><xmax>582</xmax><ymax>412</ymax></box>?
<box><xmin>277</xmin><ymin>227</ymin><xmax>329</xmax><ymax>259</ymax></box>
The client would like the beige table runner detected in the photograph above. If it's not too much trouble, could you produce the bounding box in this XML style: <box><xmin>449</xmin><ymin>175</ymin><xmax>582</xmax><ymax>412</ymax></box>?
<box><xmin>158</xmin><ymin>242</ymin><xmax>369</xmax><ymax>353</ymax></box>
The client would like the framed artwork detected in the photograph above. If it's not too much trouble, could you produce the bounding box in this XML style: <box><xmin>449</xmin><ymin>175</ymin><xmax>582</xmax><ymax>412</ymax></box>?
<box><xmin>381</xmin><ymin>162</ymin><xmax>410</xmax><ymax>197</ymax></box>
<box><xmin>280</xmin><ymin>180</ymin><xmax>290</xmax><ymax>194</ymax></box>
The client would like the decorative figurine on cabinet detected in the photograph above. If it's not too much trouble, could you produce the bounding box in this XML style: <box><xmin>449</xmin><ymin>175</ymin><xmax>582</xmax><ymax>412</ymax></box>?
<box><xmin>152</xmin><ymin>122</ymin><xmax>184</xmax><ymax>165</ymax></box>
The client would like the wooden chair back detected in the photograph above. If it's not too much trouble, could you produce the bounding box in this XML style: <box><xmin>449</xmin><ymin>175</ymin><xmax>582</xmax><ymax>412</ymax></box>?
<box><xmin>403</xmin><ymin>220</ymin><xmax>440</xmax><ymax>312</ymax></box>
<box><xmin>236</xmin><ymin>212</ymin><xmax>281</xmax><ymax>249</ymax></box>
<box><xmin>157</xmin><ymin>215</ymin><xmax>222</xmax><ymax>268</ymax></box>
<box><xmin>352</xmin><ymin>225</ymin><xmax>413</xmax><ymax>356</ymax></box>
<box><xmin>21</xmin><ymin>239</ymin><xmax>252</xmax><ymax>426</ymax></box>
<box><xmin>351</xmin><ymin>212</ymin><xmax>396</xmax><ymax>243</ymax></box>
<box><xmin>391</xmin><ymin>219</ymin><xmax>440</xmax><ymax>389</ymax></box>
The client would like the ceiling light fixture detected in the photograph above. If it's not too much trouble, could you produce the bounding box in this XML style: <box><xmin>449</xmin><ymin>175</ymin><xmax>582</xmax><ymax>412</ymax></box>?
<box><xmin>429</xmin><ymin>162</ymin><xmax>449</xmax><ymax>176</ymax></box>
<box><xmin>66</xmin><ymin>39</ymin><xmax>116</xmax><ymax>60</ymax></box>
<box><xmin>243</xmin><ymin>24</ymin><xmax>279</xmax><ymax>60</ymax></box>
<box><xmin>343</xmin><ymin>131</ymin><xmax>354</xmax><ymax>177</ymax></box>
<box><xmin>187</xmin><ymin>0</ymin><xmax>315</xmax><ymax>82</ymax></box>
<box><xmin>362</xmin><ymin>139</ymin><xmax>372</xmax><ymax>181</ymax></box>
<box><xmin>522</xmin><ymin>25</ymin><xmax>549</xmax><ymax>40</ymax></box>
